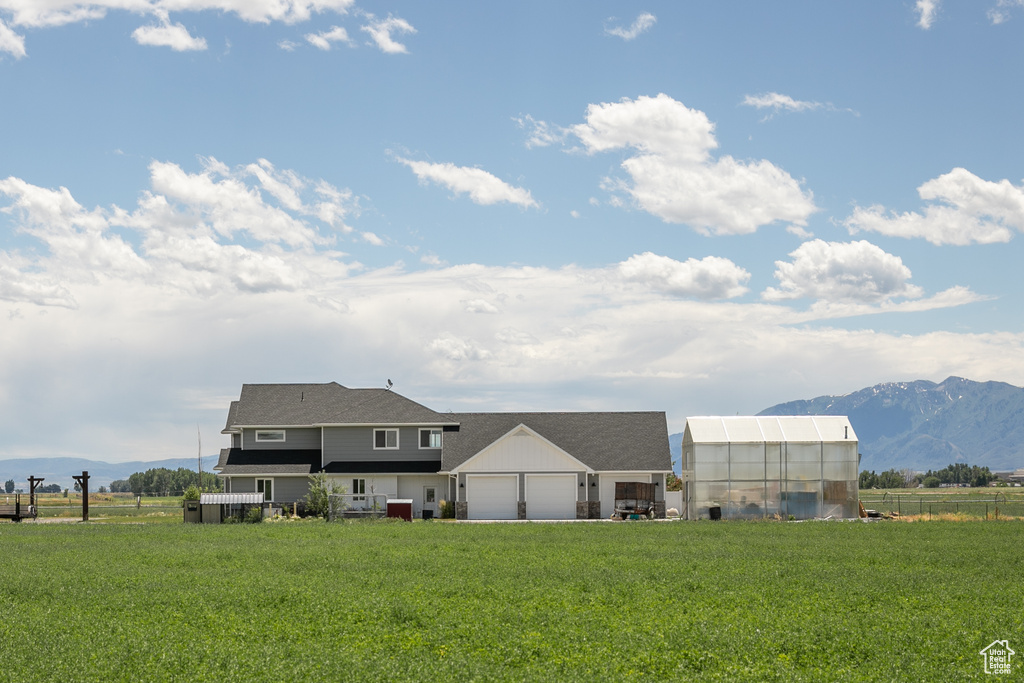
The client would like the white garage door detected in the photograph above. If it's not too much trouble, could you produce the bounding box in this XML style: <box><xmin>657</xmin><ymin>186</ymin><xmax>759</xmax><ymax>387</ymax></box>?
<box><xmin>526</xmin><ymin>474</ymin><xmax>577</xmax><ymax>520</ymax></box>
<box><xmin>468</xmin><ymin>475</ymin><xmax>518</xmax><ymax>520</ymax></box>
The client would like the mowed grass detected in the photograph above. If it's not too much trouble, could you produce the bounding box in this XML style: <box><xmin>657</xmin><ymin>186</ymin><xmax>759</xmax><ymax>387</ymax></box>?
<box><xmin>1</xmin><ymin>521</ymin><xmax>1021</xmax><ymax>681</ymax></box>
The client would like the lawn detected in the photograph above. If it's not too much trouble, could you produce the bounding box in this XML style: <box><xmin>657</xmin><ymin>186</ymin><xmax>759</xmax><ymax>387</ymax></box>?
<box><xmin>0</xmin><ymin>520</ymin><xmax>1020</xmax><ymax>681</ymax></box>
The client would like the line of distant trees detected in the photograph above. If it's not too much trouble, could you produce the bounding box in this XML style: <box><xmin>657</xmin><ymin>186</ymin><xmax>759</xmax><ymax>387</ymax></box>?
<box><xmin>860</xmin><ymin>463</ymin><xmax>995</xmax><ymax>489</ymax></box>
<box><xmin>109</xmin><ymin>468</ymin><xmax>222</xmax><ymax>496</ymax></box>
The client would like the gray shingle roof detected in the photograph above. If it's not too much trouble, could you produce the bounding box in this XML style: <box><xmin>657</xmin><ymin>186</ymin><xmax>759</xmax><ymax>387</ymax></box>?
<box><xmin>441</xmin><ymin>412</ymin><xmax>672</xmax><ymax>472</ymax></box>
<box><xmin>223</xmin><ymin>382</ymin><xmax>455</xmax><ymax>430</ymax></box>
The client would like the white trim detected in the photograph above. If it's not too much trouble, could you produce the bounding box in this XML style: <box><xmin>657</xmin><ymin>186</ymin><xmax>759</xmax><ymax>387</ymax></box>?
<box><xmin>419</xmin><ymin>427</ymin><xmax>442</xmax><ymax>449</ymax></box>
<box><xmin>450</xmin><ymin>423</ymin><xmax>594</xmax><ymax>474</ymax></box>
<box><xmin>255</xmin><ymin>429</ymin><xmax>286</xmax><ymax>443</ymax></box>
<box><xmin>373</xmin><ymin>428</ymin><xmax>400</xmax><ymax>450</ymax></box>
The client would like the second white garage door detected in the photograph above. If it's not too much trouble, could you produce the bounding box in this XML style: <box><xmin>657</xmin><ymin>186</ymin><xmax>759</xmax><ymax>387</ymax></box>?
<box><xmin>467</xmin><ymin>475</ymin><xmax>518</xmax><ymax>520</ymax></box>
<box><xmin>526</xmin><ymin>474</ymin><xmax>577</xmax><ymax>520</ymax></box>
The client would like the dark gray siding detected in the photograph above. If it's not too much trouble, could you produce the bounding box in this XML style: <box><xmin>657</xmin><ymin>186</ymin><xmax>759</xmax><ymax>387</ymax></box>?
<box><xmin>226</xmin><ymin>475</ymin><xmax>310</xmax><ymax>503</ymax></box>
<box><xmin>323</xmin><ymin>426</ymin><xmax>441</xmax><ymax>465</ymax></box>
<box><xmin>242</xmin><ymin>427</ymin><xmax>321</xmax><ymax>450</ymax></box>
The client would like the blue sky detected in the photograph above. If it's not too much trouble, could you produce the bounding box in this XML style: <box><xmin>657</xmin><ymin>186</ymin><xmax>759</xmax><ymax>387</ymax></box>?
<box><xmin>1</xmin><ymin>1</ymin><xmax>1023</xmax><ymax>463</ymax></box>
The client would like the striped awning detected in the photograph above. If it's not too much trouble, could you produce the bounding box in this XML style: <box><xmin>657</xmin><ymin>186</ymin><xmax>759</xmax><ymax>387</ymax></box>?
<box><xmin>199</xmin><ymin>493</ymin><xmax>264</xmax><ymax>504</ymax></box>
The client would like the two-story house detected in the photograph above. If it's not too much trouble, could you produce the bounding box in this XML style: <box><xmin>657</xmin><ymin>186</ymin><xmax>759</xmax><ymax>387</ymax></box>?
<box><xmin>216</xmin><ymin>382</ymin><xmax>673</xmax><ymax>520</ymax></box>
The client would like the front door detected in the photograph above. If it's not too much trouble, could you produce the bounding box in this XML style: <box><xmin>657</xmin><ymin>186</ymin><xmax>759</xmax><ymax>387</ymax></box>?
<box><xmin>423</xmin><ymin>486</ymin><xmax>438</xmax><ymax>518</ymax></box>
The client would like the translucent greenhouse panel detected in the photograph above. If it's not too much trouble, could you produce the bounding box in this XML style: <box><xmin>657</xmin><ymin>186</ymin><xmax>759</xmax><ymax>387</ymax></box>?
<box><xmin>823</xmin><ymin>458</ymin><xmax>858</xmax><ymax>481</ymax></box>
<box><xmin>786</xmin><ymin>443</ymin><xmax>822</xmax><ymax>462</ymax></box>
<box><xmin>785</xmin><ymin>459</ymin><xmax>821</xmax><ymax>481</ymax></box>
<box><xmin>693</xmin><ymin>444</ymin><xmax>729</xmax><ymax>481</ymax></box>
<box><xmin>766</xmin><ymin>443</ymin><xmax>782</xmax><ymax>481</ymax></box>
<box><xmin>725</xmin><ymin>481</ymin><xmax>768</xmax><ymax>519</ymax></box>
<box><xmin>721</xmin><ymin>418</ymin><xmax>765</xmax><ymax>443</ymax></box>
<box><xmin>731</xmin><ymin>459</ymin><xmax>766</xmax><ymax>481</ymax></box>
<box><xmin>694</xmin><ymin>481</ymin><xmax>729</xmax><ymax>519</ymax></box>
<box><xmin>765</xmin><ymin>480</ymin><xmax>782</xmax><ymax>517</ymax></box>
<box><xmin>822</xmin><ymin>480</ymin><xmax>858</xmax><ymax>518</ymax></box>
<box><xmin>757</xmin><ymin>418</ymin><xmax>786</xmax><ymax>443</ymax></box>
<box><xmin>822</xmin><ymin>443</ymin><xmax>858</xmax><ymax>481</ymax></box>
<box><xmin>729</xmin><ymin>444</ymin><xmax>766</xmax><ymax>480</ymax></box>
<box><xmin>782</xmin><ymin>480</ymin><xmax>821</xmax><ymax>519</ymax></box>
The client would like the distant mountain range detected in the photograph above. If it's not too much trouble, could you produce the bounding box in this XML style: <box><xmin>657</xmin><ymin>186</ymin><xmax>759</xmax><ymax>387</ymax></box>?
<box><xmin>669</xmin><ymin>377</ymin><xmax>1024</xmax><ymax>474</ymax></box>
<box><xmin>0</xmin><ymin>455</ymin><xmax>220</xmax><ymax>491</ymax></box>
<box><xmin>757</xmin><ymin>376</ymin><xmax>1024</xmax><ymax>472</ymax></box>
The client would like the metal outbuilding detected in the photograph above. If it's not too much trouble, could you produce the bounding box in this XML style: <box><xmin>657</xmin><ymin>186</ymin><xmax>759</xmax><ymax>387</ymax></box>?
<box><xmin>189</xmin><ymin>492</ymin><xmax>265</xmax><ymax>523</ymax></box>
<box><xmin>681</xmin><ymin>416</ymin><xmax>859</xmax><ymax>521</ymax></box>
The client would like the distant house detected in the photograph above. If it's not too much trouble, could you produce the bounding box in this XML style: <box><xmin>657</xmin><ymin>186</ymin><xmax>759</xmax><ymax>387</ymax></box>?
<box><xmin>216</xmin><ymin>383</ymin><xmax>673</xmax><ymax>520</ymax></box>
<box><xmin>680</xmin><ymin>416</ymin><xmax>860</xmax><ymax>520</ymax></box>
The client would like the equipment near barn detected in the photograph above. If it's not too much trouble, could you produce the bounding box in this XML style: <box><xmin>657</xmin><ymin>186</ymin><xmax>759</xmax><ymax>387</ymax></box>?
<box><xmin>614</xmin><ymin>482</ymin><xmax>656</xmax><ymax>520</ymax></box>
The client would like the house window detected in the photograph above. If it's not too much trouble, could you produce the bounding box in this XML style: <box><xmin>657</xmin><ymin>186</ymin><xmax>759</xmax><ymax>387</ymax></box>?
<box><xmin>374</xmin><ymin>428</ymin><xmax>399</xmax><ymax>449</ymax></box>
<box><xmin>352</xmin><ymin>478</ymin><xmax>366</xmax><ymax>502</ymax></box>
<box><xmin>419</xmin><ymin>428</ymin><xmax>442</xmax><ymax>449</ymax></box>
<box><xmin>255</xmin><ymin>430</ymin><xmax>286</xmax><ymax>443</ymax></box>
<box><xmin>256</xmin><ymin>478</ymin><xmax>273</xmax><ymax>502</ymax></box>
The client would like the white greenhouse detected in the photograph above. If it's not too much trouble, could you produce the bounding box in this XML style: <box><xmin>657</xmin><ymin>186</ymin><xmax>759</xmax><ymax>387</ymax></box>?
<box><xmin>681</xmin><ymin>416</ymin><xmax>859</xmax><ymax>521</ymax></box>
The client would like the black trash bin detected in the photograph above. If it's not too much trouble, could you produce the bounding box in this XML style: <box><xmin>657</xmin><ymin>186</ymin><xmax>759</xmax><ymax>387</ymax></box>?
<box><xmin>708</xmin><ymin>505</ymin><xmax>722</xmax><ymax>521</ymax></box>
<box><xmin>422</xmin><ymin>509</ymin><xmax>434</xmax><ymax>520</ymax></box>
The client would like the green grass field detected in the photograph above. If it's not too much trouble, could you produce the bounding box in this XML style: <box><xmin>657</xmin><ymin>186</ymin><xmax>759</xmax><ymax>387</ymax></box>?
<box><xmin>1</xmin><ymin>520</ymin><xmax>1021</xmax><ymax>681</ymax></box>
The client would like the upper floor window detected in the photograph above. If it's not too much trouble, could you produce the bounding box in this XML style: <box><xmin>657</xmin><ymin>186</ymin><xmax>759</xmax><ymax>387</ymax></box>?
<box><xmin>419</xmin><ymin>428</ymin><xmax>442</xmax><ymax>449</ymax></box>
<box><xmin>255</xmin><ymin>430</ymin><xmax>286</xmax><ymax>442</ymax></box>
<box><xmin>374</xmin><ymin>428</ymin><xmax>399</xmax><ymax>449</ymax></box>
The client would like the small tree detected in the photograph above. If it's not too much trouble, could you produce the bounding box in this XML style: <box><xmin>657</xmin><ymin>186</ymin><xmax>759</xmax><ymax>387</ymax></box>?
<box><xmin>4</xmin><ymin>479</ymin><xmax>14</xmax><ymax>494</ymax></box>
<box><xmin>182</xmin><ymin>485</ymin><xmax>201</xmax><ymax>501</ymax></box>
<box><xmin>923</xmin><ymin>476</ymin><xmax>941</xmax><ymax>488</ymax></box>
<box><xmin>304</xmin><ymin>472</ymin><xmax>344</xmax><ymax>518</ymax></box>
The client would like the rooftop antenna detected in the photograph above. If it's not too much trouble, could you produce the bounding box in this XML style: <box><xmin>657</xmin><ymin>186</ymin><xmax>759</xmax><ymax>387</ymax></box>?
<box><xmin>386</xmin><ymin>379</ymin><xmax>393</xmax><ymax>391</ymax></box>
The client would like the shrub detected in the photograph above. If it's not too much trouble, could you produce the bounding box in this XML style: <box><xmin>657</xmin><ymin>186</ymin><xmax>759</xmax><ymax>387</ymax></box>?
<box><xmin>304</xmin><ymin>473</ymin><xmax>345</xmax><ymax>519</ymax></box>
<box><xmin>182</xmin><ymin>485</ymin><xmax>201</xmax><ymax>501</ymax></box>
<box><xmin>438</xmin><ymin>499</ymin><xmax>455</xmax><ymax>519</ymax></box>
<box><xmin>923</xmin><ymin>476</ymin><xmax>941</xmax><ymax>488</ymax></box>
<box><xmin>244</xmin><ymin>506</ymin><xmax>264</xmax><ymax>524</ymax></box>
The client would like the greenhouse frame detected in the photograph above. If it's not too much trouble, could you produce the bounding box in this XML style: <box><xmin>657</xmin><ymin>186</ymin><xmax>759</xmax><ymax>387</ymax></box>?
<box><xmin>681</xmin><ymin>416</ymin><xmax>859</xmax><ymax>520</ymax></box>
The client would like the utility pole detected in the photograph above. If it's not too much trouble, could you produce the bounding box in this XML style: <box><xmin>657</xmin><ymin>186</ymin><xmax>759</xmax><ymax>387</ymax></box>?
<box><xmin>27</xmin><ymin>476</ymin><xmax>44</xmax><ymax>508</ymax></box>
<box><xmin>72</xmin><ymin>471</ymin><xmax>90</xmax><ymax>522</ymax></box>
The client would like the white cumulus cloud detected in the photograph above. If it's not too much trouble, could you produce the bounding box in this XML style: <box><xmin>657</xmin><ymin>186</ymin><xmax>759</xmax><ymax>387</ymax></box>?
<box><xmin>763</xmin><ymin>239</ymin><xmax>923</xmax><ymax>303</ymax></box>
<box><xmin>916</xmin><ymin>0</ymin><xmax>940</xmax><ymax>29</ymax></box>
<box><xmin>396</xmin><ymin>157</ymin><xmax>539</xmax><ymax>209</ymax></box>
<box><xmin>0</xmin><ymin>0</ymin><xmax>357</xmax><ymax>53</ymax></box>
<box><xmin>618</xmin><ymin>252</ymin><xmax>750</xmax><ymax>300</ymax></box>
<box><xmin>605</xmin><ymin>12</ymin><xmax>656</xmax><ymax>40</ymax></box>
<box><xmin>0</xmin><ymin>18</ymin><xmax>26</xmax><ymax>57</ymax></box>
<box><xmin>132</xmin><ymin>19</ymin><xmax>207</xmax><ymax>51</ymax></box>
<box><xmin>360</xmin><ymin>13</ymin><xmax>415</xmax><ymax>54</ymax></box>
<box><xmin>305</xmin><ymin>25</ymin><xmax>351</xmax><ymax>50</ymax></box>
<box><xmin>570</xmin><ymin>94</ymin><xmax>816</xmax><ymax>235</ymax></box>
<box><xmin>845</xmin><ymin>167</ymin><xmax>1024</xmax><ymax>245</ymax></box>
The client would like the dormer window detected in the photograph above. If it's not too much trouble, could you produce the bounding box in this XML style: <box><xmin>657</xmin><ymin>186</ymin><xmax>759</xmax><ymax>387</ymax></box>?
<box><xmin>256</xmin><ymin>430</ymin><xmax>286</xmax><ymax>442</ymax></box>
